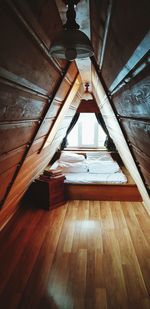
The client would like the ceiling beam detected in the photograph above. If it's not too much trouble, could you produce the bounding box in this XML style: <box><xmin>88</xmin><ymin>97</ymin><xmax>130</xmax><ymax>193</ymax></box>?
<box><xmin>109</xmin><ymin>31</ymin><xmax>150</xmax><ymax>93</ymax></box>
<box><xmin>98</xmin><ymin>0</ymin><xmax>113</xmax><ymax>70</ymax></box>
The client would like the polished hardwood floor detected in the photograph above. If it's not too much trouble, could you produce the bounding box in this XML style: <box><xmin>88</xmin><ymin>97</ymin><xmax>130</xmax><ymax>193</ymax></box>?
<box><xmin>0</xmin><ymin>201</ymin><xmax>150</xmax><ymax>309</ymax></box>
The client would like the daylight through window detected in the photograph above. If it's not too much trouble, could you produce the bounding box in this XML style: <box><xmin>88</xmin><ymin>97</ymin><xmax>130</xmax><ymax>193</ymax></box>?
<box><xmin>67</xmin><ymin>113</ymin><xmax>106</xmax><ymax>148</ymax></box>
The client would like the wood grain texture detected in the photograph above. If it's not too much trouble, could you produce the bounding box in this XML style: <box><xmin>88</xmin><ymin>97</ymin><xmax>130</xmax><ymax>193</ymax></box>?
<box><xmin>112</xmin><ymin>67</ymin><xmax>150</xmax><ymax>119</ymax></box>
<box><xmin>99</xmin><ymin>0</ymin><xmax>150</xmax><ymax>88</ymax></box>
<box><xmin>65</xmin><ymin>184</ymin><xmax>142</xmax><ymax>202</ymax></box>
<box><xmin>0</xmin><ymin>201</ymin><xmax>149</xmax><ymax>308</ymax></box>
<box><xmin>92</xmin><ymin>65</ymin><xmax>150</xmax><ymax>213</ymax></box>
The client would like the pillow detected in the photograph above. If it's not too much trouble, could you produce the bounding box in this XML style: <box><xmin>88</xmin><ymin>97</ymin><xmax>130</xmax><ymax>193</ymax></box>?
<box><xmin>59</xmin><ymin>161</ymin><xmax>88</xmax><ymax>173</ymax></box>
<box><xmin>87</xmin><ymin>156</ymin><xmax>113</xmax><ymax>162</ymax></box>
<box><xmin>86</xmin><ymin>152</ymin><xmax>113</xmax><ymax>161</ymax></box>
<box><xmin>59</xmin><ymin>151</ymin><xmax>85</xmax><ymax>163</ymax></box>
<box><xmin>88</xmin><ymin>161</ymin><xmax>120</xmax><ymax>174</ymax></box>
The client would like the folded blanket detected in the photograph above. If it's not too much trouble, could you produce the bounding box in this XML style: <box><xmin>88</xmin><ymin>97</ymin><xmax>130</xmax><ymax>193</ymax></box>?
<box><xmin>88</xmin><ymin>161</ymin><xmax>120</xmax><ymax>174</ymax></box>
<box><xmin>59</xmin><ymin>161</ymin><xmax>88</xmax><ymax>173</ymax></box>
<box><xmin>64</xmin><ymin>171</ymin><xmax>127</xmax><ymax>184</ymax></box>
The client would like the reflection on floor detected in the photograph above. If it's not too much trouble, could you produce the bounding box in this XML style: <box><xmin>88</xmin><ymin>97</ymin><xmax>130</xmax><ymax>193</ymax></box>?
<box><xmin>0</xmin><ymin>200</ymin><xmax>150</xmax><ymax>308</ymax></box>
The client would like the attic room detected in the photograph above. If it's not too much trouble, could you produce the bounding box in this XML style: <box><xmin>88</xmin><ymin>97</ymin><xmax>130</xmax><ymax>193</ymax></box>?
<box><xmin>0</xmin><ymin>0</ymin><xmax>150</xmax><ymax>308</ymax></box>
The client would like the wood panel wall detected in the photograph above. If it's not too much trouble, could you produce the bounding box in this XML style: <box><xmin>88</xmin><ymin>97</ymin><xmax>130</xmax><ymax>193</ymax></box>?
<box><xmin>92</xmin><ymin>67</ymin><xmax>150</xmax><ymax>214</ymax></box>
<box><xmin>0</xmin><ymin>0</ymin><xmax>83</xmax><ymax>229</ymax></box>
<box><xmin>112</xmin><ymin>66</ymin><xmax>150</xmax><ymax>191</ymax></box>
<box><xmin>91</xmin><ymin>0</ymin><xmax>150</xmax><ymax>210</ymax></box>
<box><xmin>93</xmin><ymin>0</ymin><xmax>150</xmax><ymax>88</ymax></box>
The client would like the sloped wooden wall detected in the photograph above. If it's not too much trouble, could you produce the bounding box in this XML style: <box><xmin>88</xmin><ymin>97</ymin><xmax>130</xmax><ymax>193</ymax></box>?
<box><xmin>112</xmin><ymin>66</ymin><xmax>150</xmax><ymax>190</ymax></box>
<box><xmin>0</xmin><ymin>0</ymin><xmax>83</xmax><ymax>229</ymax></box>
<box><xmin>90</xmin><ymin>0</ymin><xmax>150</xmax><ymax>201</ymax></box>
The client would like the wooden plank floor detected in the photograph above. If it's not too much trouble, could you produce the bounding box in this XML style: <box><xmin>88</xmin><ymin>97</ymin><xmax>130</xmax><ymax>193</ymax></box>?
<box><xmin>0</xmin><ymin>201</ymin><xmax>150</xmax><ymax>309</ymax></box>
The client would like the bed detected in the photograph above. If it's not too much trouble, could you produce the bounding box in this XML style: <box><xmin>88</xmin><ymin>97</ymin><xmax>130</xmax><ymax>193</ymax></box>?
<box><xmin>51</xmin><ymin>151</ymin><xmax>127</xmax><ymax>184</ymax></box>
<box><xmin>50</xmin><ymin>151</ymin><xmax>142</xmax><ymax>201</ymax></box>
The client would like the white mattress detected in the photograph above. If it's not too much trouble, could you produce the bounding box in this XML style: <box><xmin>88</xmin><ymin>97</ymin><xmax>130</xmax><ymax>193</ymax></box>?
<box><xmin>51</xmin><ymin>153</ymin><xmax>127</xmax><ymax>184</ymax></box>
<box><xmin>64</xmin><ymin>171</ymin><xmax>127</xmax><ymax>184</ymax></box>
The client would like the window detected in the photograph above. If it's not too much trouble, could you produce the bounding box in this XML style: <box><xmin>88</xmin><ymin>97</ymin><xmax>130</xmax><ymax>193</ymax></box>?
<box><xmin>67</xmin><ymin>113</ymin><xmax>106</xmax><ymax>148</ymax></box>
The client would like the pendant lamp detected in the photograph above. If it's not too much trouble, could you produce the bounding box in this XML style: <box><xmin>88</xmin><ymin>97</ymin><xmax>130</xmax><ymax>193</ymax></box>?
<box><xmin>49</xmin><ymin>0</ymin><xmax>94</xmax><ymax>61</ymax></box>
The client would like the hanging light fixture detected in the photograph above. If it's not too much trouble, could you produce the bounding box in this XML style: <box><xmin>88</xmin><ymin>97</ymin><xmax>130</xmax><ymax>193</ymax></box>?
<box><xmin>82</xmin><ymin>83</ymin><xmax>93</xmax><ymax>100</ymax></box>
<box><xmin>49</xmin><ymin>0</ymin><xmax>94</xmax><ymax>61</ymax></box>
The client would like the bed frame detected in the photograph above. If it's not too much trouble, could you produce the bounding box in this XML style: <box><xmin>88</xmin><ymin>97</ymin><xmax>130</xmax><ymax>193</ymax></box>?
<box><xmin>52</xmin><ymin>151</ymin><xmax>142</xmax><ymax>202</ymax></box>
<box><xmin>64</xmin><ymin>183</ymin><xmax>142</xmax><ymax>201</ymax></box>
<box><xmin>64</xmin><ymin>168</ymin><xmax>142</xmax><ymax>201</ymax></box>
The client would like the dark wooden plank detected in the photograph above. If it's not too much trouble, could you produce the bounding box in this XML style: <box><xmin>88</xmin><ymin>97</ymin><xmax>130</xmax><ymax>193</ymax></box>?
<box><xmin>121</xmin><ymin>119</ymin><xmax>150</xmax><ymax>159</ymax></box>
<box><xmin>112</xmin><ymin>67</ymin><xmax>150</xmax><ymax>119</ymax></box>
<box><xmin>0</xmin><ymin>81</ymin><xmax>47</xmax><ymax>121</ymax></box>
<box><xmin>0</xmin><ymin>166</ymin><xmax>17</xmax><ymax>202</ymax></box>
<box><xmin>65</xmin><ymin>184</ymin><xmax>142</xmax><ymax>201</ymax></box>
<box><xmin>0</xmin><ymin>2</ymin><xmax>61</xmax><ymax>95</ymax></box>
<box><xmin>101</xmin><ymin>0</ymin><xmax>150</xmax><ymax>88</ymax></box>
<box><xmin>0</xmin><ymin>121</ymin><xmax>38</xmax><ymax>155</ymax></box>
<box><xmin>131</xmin><ymin>146</ymin><xmax>150</xmax><ymax>187</ymax></box>
<box><xmin>14</xmin><ymin>0</ymin><xmax>67</xmax><ymax>70</ymax></box>
<box><xmin>0</xmin><ymin>146</ymin><xmax>26</xmax><ymax>175</ymax></box>
<box><xmin>139</xmin><ymin>166</ymin><xmax>150</xmax><ymax>188</ymax></box>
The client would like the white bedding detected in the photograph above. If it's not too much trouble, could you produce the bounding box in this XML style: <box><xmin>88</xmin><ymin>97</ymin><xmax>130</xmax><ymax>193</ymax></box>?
<box><xmin>64</xmin><ymin>171</ymin><xmax>127</xmax><ymax>184</ymax></box>
<box><xmin>88</xmin><ymin>160</ymin><xmax>120</xmax><ymax>173</ymax></box>
<box><xmin>50</xmin><ymin>153</ymin><xmax>127</xmax><ymax>184</ymax></box>
<box><xmin>59</xmin><ymin>161</ymin><xmax>88</xmax><ymax>173</ymax></box>
<box><xmin>59</xmin><ymin>151</ymin><xmax>85</xmax><ymax>162</ymax></box>
<box><xmin>86</xmin><ymin>152</ymin><xmax>113</xmax><ymax>161</ymax></box>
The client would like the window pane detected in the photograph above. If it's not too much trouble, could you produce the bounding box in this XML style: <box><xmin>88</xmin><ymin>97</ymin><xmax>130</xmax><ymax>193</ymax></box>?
<box><xmin>67</xmin><ymin>113</ymin><xmax>106</xmax><ymax>148</ymax></box>
<box><xmin>80</xmin><ymin>114</ymin><xmax>95</xmax><ymax>145</ymax></box>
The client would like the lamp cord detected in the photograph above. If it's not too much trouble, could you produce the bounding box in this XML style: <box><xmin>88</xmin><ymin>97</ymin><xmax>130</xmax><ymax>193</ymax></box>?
<box><xmin>64</xmin><ymin>1</ymin><xmax>80</xmax><ymax>30</ymax></box>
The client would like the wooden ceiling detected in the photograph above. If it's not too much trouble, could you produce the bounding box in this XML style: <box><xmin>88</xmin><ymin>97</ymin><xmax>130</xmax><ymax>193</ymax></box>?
<box><xmin>0</xmin><ymin>0</ymin><xmax>150</xmax><ymax>228</ymax></box>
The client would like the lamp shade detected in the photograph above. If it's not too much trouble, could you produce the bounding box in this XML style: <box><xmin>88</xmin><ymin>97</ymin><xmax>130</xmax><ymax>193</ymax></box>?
<box><xmin>49</xmin><ymin>29</ymin><xmax>94</xmax><ymax>61</ymax></box>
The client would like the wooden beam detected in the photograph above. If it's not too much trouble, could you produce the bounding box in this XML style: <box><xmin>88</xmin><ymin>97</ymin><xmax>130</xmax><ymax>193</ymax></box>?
<box><xmin>0</xmin><ymin>67</ymin><xmax>48</xmax><ymax>97</ymax></box>
<box><xmin>98</xmin><ymin>0</ymin><xmax>113</xmax><ymax>70</ymax></box>
<box><xmin>109</xmin><ymin>31</ymin><xmax>150</xmax><ymax>93</ymax></box>
<box><xmin>110</xmin><ymin>51</ymin><xmax>150</xmax><ymax>95</ymax></box>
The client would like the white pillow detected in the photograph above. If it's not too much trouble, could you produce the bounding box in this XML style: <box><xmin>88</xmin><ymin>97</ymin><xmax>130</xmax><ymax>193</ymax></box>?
<box><xmin>88</xmin><ymin>161</ymin><xmax>120</xmax><ymax>174</ymax></box>
<box><xmin>59</xmin><ymin>161</ymin><xmax>88</xmax><ymax>173</ymax></box>
<box><xmin>59</xmin><ymin>151</ymin><xmax>85</xmax><ymax>163</ymax></box>
<box><xmin>86</xmin><ymin>152</ymin><xmax>113</xmax><ymax>161</ymax></box>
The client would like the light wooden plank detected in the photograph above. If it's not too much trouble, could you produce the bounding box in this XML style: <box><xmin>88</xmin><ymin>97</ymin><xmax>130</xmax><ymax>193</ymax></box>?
<box><xmin>0</xmin><ymin>200</ymin><xmax>150</xmax><ymax>308</ymax></box>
